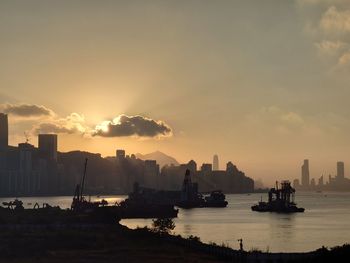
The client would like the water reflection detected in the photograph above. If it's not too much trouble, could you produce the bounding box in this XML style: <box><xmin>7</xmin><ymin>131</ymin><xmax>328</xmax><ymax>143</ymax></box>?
<box><xmin>2</xmin><ymin>193</ymin><xmax>350</xmax><ymax>252</ymax></box>
<box><xmin>268</xmin><ymin>214</ymin><xmax>296</xmax><ymax>244</ymax></box>
<box><xmin>182</xmin><ymin>224</ymin><xmax>193</xmax><ymax>236</ymax></box>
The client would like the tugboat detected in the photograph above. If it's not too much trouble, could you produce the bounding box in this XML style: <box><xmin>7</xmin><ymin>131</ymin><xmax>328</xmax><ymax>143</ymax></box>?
<box><xmin>204</xmin><ymin>191</ymin><xmax>228</xmax><ymax>207</ymax></box>
<box><xmin>251</xmin><ymin>180</ymin><xmax>304</xmax><ymax>213</ymax></box>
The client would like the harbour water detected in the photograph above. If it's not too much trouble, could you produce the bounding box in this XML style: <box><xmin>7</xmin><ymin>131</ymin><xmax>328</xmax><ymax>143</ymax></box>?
<box><xmin>2</xmin><ymin>192</ymin><xmax>350</xmax><ymax>252</ymax></box>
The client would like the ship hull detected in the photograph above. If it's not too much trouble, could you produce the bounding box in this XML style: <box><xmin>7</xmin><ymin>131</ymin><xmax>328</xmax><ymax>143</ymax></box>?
<box><xmin>251</xmin><ymin>205</ymin><xmax>304</xmax><ymax>213</ymax></box>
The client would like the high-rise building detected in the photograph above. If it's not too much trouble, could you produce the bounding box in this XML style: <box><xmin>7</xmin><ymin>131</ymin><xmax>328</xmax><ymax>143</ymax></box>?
<box><xmin>0</xmin><ymin>113</ymin><xmax>8</xmax><ymax>150</ymax></box>
<box><xmin>213</xmin><ymin>154</ymin><xmax>219</xmax><ymax>171</ymax></box>
<box><xmin>301</xmin><ymin>159</ymin><xmax>310</xmax><ymax>188</ymax></box>
<box><xmin>293</xmin><ymin>179</ymin><xmax>300</xmax><ymax>189</ymax></box>
<box><xmin>18</xmin><ymin>142</ymin><xmax>35</xmax><ymax>193</ymax></box>
<box><xmin>337</xmin><ymin>161</ymin><xmax>345</xmax><ymax>179</ymax></box>
<box><xmin>310</xmin><ymin>178</ymin><xmax>316</xmax><ymax>188</ymax></box>
<box><xmin>318</xmin><ymin>175</ymin><xmax>324</xmax><ymax>187</ymax></box>
<box><xmin>144</xmin><ymin>160</ymin><xmax>159</xmax><ymax>176</ymax></box>
<box><xmin>201</xmin><ymin>163</ymin><xmax>212</xmax><ymax>176</ymax></box>
<box><xmin>144</xmin><ymin>160</ymin><xmax>159</xmax><ymax>188</ymax></box>
<box><xmin>38</xmin><ymin>134</ymin><xmax>58</xmax><ymax>161</ymax></box>
<box><xmin>116</xmin><ymin>149</ymin><xmax>126</xmax><ymax>160</ymax></box>
<box><xmin>187</xmin><ymin>160</ymin><xmax>197</xmax><ymax>174</ymax></box>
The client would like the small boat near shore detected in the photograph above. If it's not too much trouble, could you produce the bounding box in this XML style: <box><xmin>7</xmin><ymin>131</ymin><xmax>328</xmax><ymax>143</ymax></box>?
<box><xmin>251</xmin><ymin>180</ymin><xmax>305</xmax><ymax>213</ymax></box>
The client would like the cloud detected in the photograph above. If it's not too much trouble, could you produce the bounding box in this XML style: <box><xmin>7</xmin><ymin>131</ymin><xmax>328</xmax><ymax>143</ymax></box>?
<box><xmin>1</xmin><ymin>103</ymin><xmax>54</xmax><ymax>117</ymax></box>
<box><xmin>305</xmin><ymin>5</ymin><xmax>350</xmax><ymax>69</ymax></box>
<box><xmin>93</xmin><ymin>115</ymin><xmax>172</xmax><ymax>138</ymax></box>
<box><xmin>32</xmin><ymin>113</ymin><xmax>89</xmax><ymax>135</ymax></box>
<box><xmin>243</xmin><ymin>106</ymin><xmax>350</xmax><ymax>141</ymax></box>
<box><xmin>315</xmin><ymin>40</ymin><xmax>347</xmax><ymax>55</ymax></box>
<box><xmin>297</xmin><ymin>0</ymin><xmax>349</xmax><ymax>6</ymax></box>
<box><xmin>2</xmin><ymin>102</ymin><xmax>173</xmax><ymax>140</ymax></box>
<box><xmin>338</xmin><ymin>50</ymin><xmax>350</xmax><ymax>65</ymax></box>
<box><xmin>320</xmin><ymin>6</ymin><xmax>350</xmax><ymax>33</ymax></box>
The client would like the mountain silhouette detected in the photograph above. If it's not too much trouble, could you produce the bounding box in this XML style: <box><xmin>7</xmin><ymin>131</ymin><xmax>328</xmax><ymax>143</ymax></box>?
<box><xmin>135</xmin><ymin>151</ymin><xmax>179</xmax><ymax>168</ymax></box>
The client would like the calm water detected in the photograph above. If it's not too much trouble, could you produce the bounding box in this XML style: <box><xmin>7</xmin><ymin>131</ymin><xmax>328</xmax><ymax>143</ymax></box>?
<box><xmin>1</xmin><ymin>192</ymin><xmax>350</xmax><ymax>252</ymax></box>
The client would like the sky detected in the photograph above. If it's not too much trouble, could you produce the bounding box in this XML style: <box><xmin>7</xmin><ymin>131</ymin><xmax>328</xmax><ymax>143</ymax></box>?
<box><xmin>1</xmin><ymin>0</ymin><xmax>350</xmax><ymax>186</ymax></box>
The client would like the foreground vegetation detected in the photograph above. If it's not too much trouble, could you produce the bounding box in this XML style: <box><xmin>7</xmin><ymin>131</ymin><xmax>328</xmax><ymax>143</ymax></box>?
<box><xmin>0</xmin><ymin>223</ymin><xmax>349</xmax><ymax>262</ymax></box>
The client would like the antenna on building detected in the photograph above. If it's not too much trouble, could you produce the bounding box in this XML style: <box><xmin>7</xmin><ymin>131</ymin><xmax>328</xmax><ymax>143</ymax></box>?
<box><xmin>24</xmin><ymin>132</ymin><xmax>30</xmax><ymax>143</ymax></box>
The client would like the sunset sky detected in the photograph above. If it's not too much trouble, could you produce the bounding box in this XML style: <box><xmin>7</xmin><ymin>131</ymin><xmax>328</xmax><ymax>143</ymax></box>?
<box><xmin>1</xmin><ymin>0</ymin><xmax>350</xmax><ymax>186</ymax></box>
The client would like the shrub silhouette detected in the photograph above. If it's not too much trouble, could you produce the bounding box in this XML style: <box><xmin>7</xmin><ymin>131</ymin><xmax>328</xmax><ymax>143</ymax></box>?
<box><xmin>152</xmin><ymin>218</ymin><xmax>175</xmax><ymax>234</ymax></box>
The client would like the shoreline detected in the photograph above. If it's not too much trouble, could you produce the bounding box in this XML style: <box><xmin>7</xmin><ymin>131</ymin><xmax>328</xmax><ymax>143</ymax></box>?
<box><xmin>0</xmin><ymin>223</ymin><xmax>348</xmax><ymax>262</ymax></box>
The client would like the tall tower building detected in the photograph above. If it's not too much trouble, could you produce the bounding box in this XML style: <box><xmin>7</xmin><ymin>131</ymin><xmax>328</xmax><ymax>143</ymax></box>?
<box><xmin>116</xmin><ymin>149</ymin><xmax>126</xmax><ymax>160</ymax></box>
<box><xmin>337</xmin><ymin>161</ymin><xmax>345</xmax><ymax>179</ymax></box>
<box><xmin>301</xmin><ymin>159</ymin><xmax>310</xmax><ymax>188</ymax></box>
<box><xmin>0</xmin><ymin>113</ymin><xmax>8</xmax><ymax>150</ymax></box>
<box><xmin>38</xmin><ymin>134</ymin><xmax>58</xmax><ymax>161</ymax></box>
<box><xmin>213</xmin><ymin>154</ymin><xmax>219</xmax><ymax>171</ymax></box>
<box><xmin>18</xmin><ymin>142</ymin><xmax>35</xmax><ymax>193</ymax></box>
<box><xmin>187</xmin><ymin>160</ymin><xmax>197</xmax><ymax>174</ymax></box>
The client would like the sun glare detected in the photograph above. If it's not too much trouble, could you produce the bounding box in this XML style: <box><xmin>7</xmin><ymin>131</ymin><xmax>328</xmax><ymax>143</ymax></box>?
<box><xmin>96</xmin><ymin>121</ymin><xmax>110</xmax><ymax>133</ymax></box>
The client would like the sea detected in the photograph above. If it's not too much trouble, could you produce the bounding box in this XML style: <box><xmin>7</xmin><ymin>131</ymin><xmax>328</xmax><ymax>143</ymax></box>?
<box><xmin>1</xmin><ymin>191</ymin><xmax>350</xmax><ymax>253</ymax></box>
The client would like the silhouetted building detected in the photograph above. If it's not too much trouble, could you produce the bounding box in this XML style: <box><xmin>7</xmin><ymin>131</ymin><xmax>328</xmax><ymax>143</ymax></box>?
<box><xmin>38</xmin><ymin>134</ymin><xmax>57</xmax><ymax>161</ymax></box>
<box><xmin>337</xmin><ymin>161</ymin><xmax>344</xmax><ymax>180</ymax></box>
<box><xmin>116</xmin><ymin>149</ymin><xmax>126</xmax><ymax>160</ymax></box>
<box><xmin>201</xmin><ymin>163</ymin><xmax>212</xmax><ymax>176</ymax></box>
<box><xmin>144</xmin><ymin>160</ymin><xmax>159</xmax><ymax>188</ymax></box>
<box><xmin>0</xmin><ymin>113</ymin><xmax>8</xmax><ymax>150</ymax></box>
<box><xmin>293</xmin><ymin>179</ymin><xmax>300</xmax><ymax>189</ymax></box>
<box><xmin>318</xmin><ymin>175</ymin><xmax>324</xmax><ymax>187</ymax></box>
<box><xmin>310</xmin><ymin>178</ymin><xmax>316</xmax><ymax>188</ymax></box>
<box><xmin>301</xmin><ymin>159</ymin><xmax>310</xmax><ymax>188</ymax></box>
<box><xmin>187</xmin><ymin>160</ymin><xmax>197</xmax><ymax>174</ymax></box>
<box><xmin>18</xmin><ymin>142</ymin><xmax>38</xmax><ymax>194</ymax></box>
<box><xmin>213</xmin><ymin>154</ymin><xmax>219</xmax><ymax>171</ymax></box>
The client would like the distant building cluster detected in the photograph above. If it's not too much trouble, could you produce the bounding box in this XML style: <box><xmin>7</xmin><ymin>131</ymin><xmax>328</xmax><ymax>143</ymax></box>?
<box><xmin>293</xmin><ymin>159</ymin><xmax>350</xmax><ymax>191</ymax></box>
<box><xmin>0</xmin><ymin>113</ymin><xmax>63</xmax><ymax>196</ymax></box>
<box><xmin>117</xmin><ymin>152</ymin><xmax>254</xmax><ymax>194</ymax></box>
<box><xmin>0</xmin><ymin>113</ymin><xmax>254</xmax><ymax>197</ymax></box>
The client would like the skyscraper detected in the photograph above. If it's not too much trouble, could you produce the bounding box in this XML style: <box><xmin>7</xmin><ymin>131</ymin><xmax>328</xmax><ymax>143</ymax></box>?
<box><xmin>201</xmin><ymin>163</ymin><xmax>212</xmax><ymax>176</ymax></box>
<box><xmin>38</xmin><ymin>134</ymin><xmax>58</xmax><ymax>161</ymax></box>
<box><xmin>187</xmin><ymin>160</ymin><xmax>197</xmax><ymax>174</ymax></box>
<box><xmin>213</xmin><ymin>154</ymin><xmax>219</xmax><ymax>171</ymax></box>
<box><xmin>301</xmin><ymin>159</ymin><xmax>310</xmax><ymax>188</ymax></box>
<box><xmin>0</xmin><ymin>113</ymin><xmax>8</xmax><ymax>150</ymax></box>
<box><xmin>18</xmin><ymin>142</ymin><xmax>35</xmax><ymax>193</ymax></box>
<box><xmin>337</xmin><ymin>161</ymin><xmax>345</xmax><ymax>179</ymax></box>
<box><xmin>116</xmin><ymin>149</ymin><xmax>126</xmax><ymax>160</ymax></box>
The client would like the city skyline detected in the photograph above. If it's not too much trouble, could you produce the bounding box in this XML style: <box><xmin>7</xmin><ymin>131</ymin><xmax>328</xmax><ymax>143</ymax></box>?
<box><xmin>2</xmin><ymin>1</ymin><xmax>350</xmax><ymax>185</ymax></box>
<box><xmin>0</xmin><ymin>112</ymin><xmax>254</xmax><ymax>196</ymax></box>
<box><xmin>2</xmin><ymin>112</ymin><xmax>349</xmax><ymax>188</ymax></box>
<box><xmin>2</xmin><ymin>1</ymin><xmax>350</xmax><ymax>260</ymax></box>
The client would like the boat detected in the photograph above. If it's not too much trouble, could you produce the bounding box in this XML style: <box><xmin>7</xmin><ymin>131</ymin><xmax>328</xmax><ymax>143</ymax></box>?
<box><xmin>204</xmin><ymin>191</ymin><xmax>228</xmax><ymax>207</ymax></box>
<box><xmin>119</xmin><ymin>182</ymin><xmax>179</xmax><ymax>218</ymax></box>
<box><xmin>176</xmin><ymin>169</ymin><xmax>228</xmax><ymax>209</ymax></box>
<box><xmin>251</xmin><ymin>181</ymin><xmax>305</xmax><ymax>213</ymax></box>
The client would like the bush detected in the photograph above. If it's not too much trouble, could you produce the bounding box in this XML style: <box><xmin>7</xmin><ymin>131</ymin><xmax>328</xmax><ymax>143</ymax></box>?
<box><xmin>152</xmin><ymin>218</ymin><xmax>175</xmax><ymax>235</ymax></box>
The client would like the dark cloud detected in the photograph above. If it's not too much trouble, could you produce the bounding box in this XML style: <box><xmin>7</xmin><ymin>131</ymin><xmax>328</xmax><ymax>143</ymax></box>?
<box><xmin>93</xmin><ymin>115</ymin><xmax>172</xmax><ymax>138</ymax></box>
<box><xmin>33</xmin><ymin>123</ymin><xmax>76</xmax><ymax>135</ymax></box>
<box><xmin>2</xmin><ymin>103</ymin><xmax>54</xmax><ymax>117</ymax></box>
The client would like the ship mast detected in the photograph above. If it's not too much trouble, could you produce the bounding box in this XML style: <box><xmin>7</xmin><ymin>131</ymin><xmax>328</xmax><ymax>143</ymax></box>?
<box><xmin>80</xmin><ymin>158</ymin><xmax>88</xmax><ymax>201</ymax></box>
